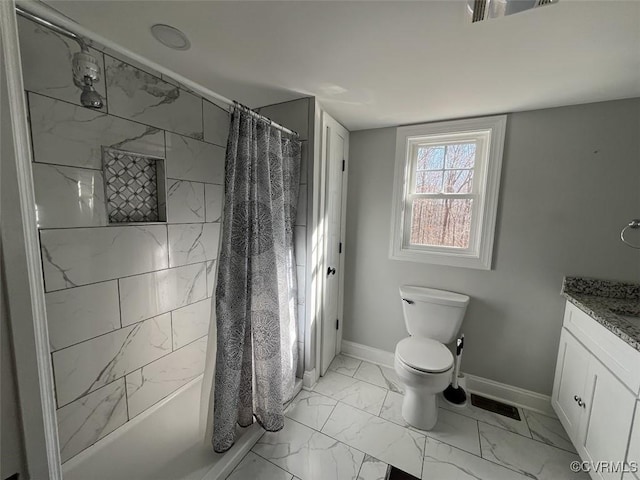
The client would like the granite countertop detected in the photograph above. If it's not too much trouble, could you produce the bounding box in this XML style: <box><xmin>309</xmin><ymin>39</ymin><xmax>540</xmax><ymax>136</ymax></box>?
<box><xmin>562</xmin><ymin>276</ymin><xmax>640</xmax><ymax>352</ymax></box>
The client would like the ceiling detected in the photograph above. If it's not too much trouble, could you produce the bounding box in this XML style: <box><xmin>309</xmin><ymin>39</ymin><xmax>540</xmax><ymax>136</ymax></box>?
<box><xmin>45</xmin><ymin>0</ymin><xmax>640</xmax><ymax>131</ymax></box>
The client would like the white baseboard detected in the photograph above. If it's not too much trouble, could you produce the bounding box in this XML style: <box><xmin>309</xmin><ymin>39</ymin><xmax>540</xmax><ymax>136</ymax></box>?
<box><xmin>341</xmin><ymin>340</ymin><xmax>395</xmax><ymax>367</ymax></box>
<box><xmin>340</xmin><ymin>340</ymin><xmax>553</xmax><ymax>417</ymax></box>
<box><xmin>464</xmin><ymin>373</ymin><xmax>554</xmax><ymax>417</ymax></box>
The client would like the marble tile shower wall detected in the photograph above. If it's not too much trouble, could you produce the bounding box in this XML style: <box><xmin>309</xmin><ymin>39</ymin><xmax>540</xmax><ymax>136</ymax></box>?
<box><xmin>18</xmin><ymin>16</ymin><xmax>236</xmax><ymax>463</ymax></box>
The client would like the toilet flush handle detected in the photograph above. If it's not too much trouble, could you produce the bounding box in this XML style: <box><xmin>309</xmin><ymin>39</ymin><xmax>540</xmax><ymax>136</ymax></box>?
<box><xmin>402</xmin><ymin>298</ymin><xmax>414</xmax><ymax>305</ymax></box>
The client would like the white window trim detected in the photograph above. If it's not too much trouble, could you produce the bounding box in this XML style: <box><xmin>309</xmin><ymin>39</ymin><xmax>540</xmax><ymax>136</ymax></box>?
<box><xmin>390</xmin><ymin>115</ymin><xmax>507</xmax><ymax>270</ymax></box>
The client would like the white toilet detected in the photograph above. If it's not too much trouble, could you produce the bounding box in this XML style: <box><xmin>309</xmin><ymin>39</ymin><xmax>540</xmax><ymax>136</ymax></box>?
<box><xmin>394</xmin><ymin>285</ymin><xmax>470</xmax><ymax>430</ymax></box>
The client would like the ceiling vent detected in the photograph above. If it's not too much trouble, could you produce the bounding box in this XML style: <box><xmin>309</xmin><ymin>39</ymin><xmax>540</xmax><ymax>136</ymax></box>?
<box><xmin>469</xmin><ymin>0</ymin><xmax>558</xmax><ymax>22</ymax></box>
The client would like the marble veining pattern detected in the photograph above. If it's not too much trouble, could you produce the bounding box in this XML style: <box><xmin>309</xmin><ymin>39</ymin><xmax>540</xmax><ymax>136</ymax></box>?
<box><xmin>40</xmin><ymin>225</ymin><xmax>168</xmax><ymax>292</ymax></box>
<box><xmin>329</xmin><ymin>354</ymin><xmax>363</xmax><ymax>377</ymax></box>
<box><xmin>357</xmin><ymin>455</ymin><xmax>388</xmax><ymax>480</ymax></box>
<box><xmin>105</xmin><ymin>56</ymin><xmax>203</xmax><ymax>139</ymax></box>
<box><xmin>562</xmin><ymin>276</ymin><xmax>640</xmax><ymax>351</ymax></box>
<box><xmin>354</xmin><ymin>361</ymin><xmax>404</xmax><ymax>394</ymax></box>
<box><xmin>45</xmin><ymin>280</ymin><xmax>120</xmax><ymax>351</ymax></box>
<box><xmin>423</xmin><ymin>437</ymin><xmax>531</xmax><ymax>480</ymax></box>
<box><xmin>204</xmin><ymin>183</ymin><xmax>224</xmax><ymax>223</ymax></box>
<box><xmin>167</xmin><ymin>180</ymin><xmax>205</xmax><ymax>223</ymax></box>
<box><xmin>18</xmin><ymin>17</ymin><xmax>107</xmax><ymax>110</ymax></box>
<box><xmin>56</xmin><ymin>379</ymin><xmax>127</xmax><ymax>463</ymax></box>
<box><xmin>20</xmin><ymin>18</ymin><xmax>228</xmax><ymax>462</ymax></box>
<box><xmin>125</xmin><ymin>337</ymin><xmax>207</xmax><ymax>417</ymax></box>
<box><xmin>233</xmin><ymin>352</ymin><xmax>579</xmax><ymax>480</ymax></box>
<box><xmin>168</xmin><ymin>223</ymin><xmax>220</xmax><ymax>268</ymax></box>
<box><xmin>203</xmin><ymin>100</ymin><xmax>230</xmax><ymax>147</ymax></box>
<box><xmin>381</xmin><ymin>391</ymin><xmax>481</xmax><ymax>456</ymax></box>
<box><xmin>53</xmin><ymin>313</ymin><xmax>172</xmax><ymax>407</ymax></box>
<box><xmin>439</xmin><ymin>397</ymin><xmax>532</xmax><ymax>438</ymax></box>
<box><xmin>28</xmin><ymin>93</ymin><xmax>164</xmax><ymax>170</ymax></box>
<box><xmin>478</xmin><ymin>422</ymin><xmax>587</xmax><ymax>480</ymax></box>
<box><xmin>165</xmin><ymin>132</ymin><xmax>225</xmax><ymax>184</ymax></box>
<box><xmin>285</xmin><ymin>390</ymin><xmax>337</xmax><ymax>431</ymax></box>
<box><xmin>171</xmin><ymin>298</ymin><xmax>211</xmax><ymax>349</ymax></box>
<box><xmin>33</xmin><ymin>163</ymin><xmax>107</xmax><ymax>228</ymax></box>
<box><xmin>253</xmin><ymin>418</ymin><xmax>364</xmax><ymax>480</ymax></box>
<box><xmin>234</xmin><ymin>350</ymin><xmax>579</xmax><ymax>480</ymax></box>
<box><xmin>118</xmin><ymin>262</ymin><xmax>207</xmax><ymax>326</ymax></box>
<box><xmin>322</xmin><ymin>402</ymin><xmax>425</xmax><ymax>478</ymax></box>
<box><xmin>313</xmin><ymin>371</ymin><xmax>387</xmax><ymax>415</ymax></box>
<box><xmin>524</xmin><ymin>410</ymin><xmax>576</xmax><ymax>453</ymax></box>
<box><xmin>228</xmin><ymin>452</ymin><xmax>293</xmax><ymax>480</ymax></box>
<box><xmin>206</xmin><ymin>260</ymin><xmax>216</xmax><ymax>297</ymax></box>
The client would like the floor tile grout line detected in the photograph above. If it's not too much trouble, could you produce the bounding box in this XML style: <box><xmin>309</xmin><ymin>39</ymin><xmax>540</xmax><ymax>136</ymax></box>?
<box><xmin>475</xmin><ymin>417</ymin><xmax>578</xmax><ymax>455</ymax></box>
<box><xmin>323</xmin><ymin>366</ymin><xmax>394</xmax><ymax>393</ymax></box>
<box><xmin>287</xmin><ymin>416</ymin><xmax>408</xmax><ymax>477</ymax></box>
<box><xmin>241</xmin><ymin>448</ymin><xmax>296</xmax><ymax>480</ymax></box>
<box><xmin>318</xmin><ymin>402</ymin><xmax>339</xmax><ymax>432</ymax></box>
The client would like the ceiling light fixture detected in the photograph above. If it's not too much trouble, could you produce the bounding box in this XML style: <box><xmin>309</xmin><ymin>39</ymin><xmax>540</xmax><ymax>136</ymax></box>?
<box><xmin>150</xmin><ymin>24</ymin><xmax>191</xmax><ymax>51</ymax></box>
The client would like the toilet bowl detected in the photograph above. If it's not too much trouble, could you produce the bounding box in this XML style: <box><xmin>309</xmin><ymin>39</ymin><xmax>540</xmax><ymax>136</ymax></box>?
<box><xmin>394</xmin><ymin>286</ymin><xmax>469</xmax><ymax>430</ymax></box>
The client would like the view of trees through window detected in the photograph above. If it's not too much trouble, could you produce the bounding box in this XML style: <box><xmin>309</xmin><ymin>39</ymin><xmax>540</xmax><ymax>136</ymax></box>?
<box><xmin>409</xmin><ymin>143</ymin><xmax>476</xmax><ymax>248</ymax></box>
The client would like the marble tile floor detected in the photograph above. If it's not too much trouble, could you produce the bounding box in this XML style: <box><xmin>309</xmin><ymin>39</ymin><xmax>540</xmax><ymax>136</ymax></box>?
<box><xmin>226</xmin><ymin>355</ymin><xmax>588</xmax><ymax>480</ymax></box>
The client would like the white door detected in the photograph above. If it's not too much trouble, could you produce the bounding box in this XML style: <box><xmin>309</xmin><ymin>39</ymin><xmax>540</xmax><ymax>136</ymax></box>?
<box><xmin>320</xmin><ymin>112</ymin><xmax>349</xmax><ymax>375</ymax></box>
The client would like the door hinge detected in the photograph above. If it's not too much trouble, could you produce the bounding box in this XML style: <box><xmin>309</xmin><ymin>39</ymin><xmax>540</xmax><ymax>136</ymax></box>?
<box><xmin>339</xmin><ymin>242</ymin><xmax>342</xmax><ymax>254</ymax></box>
<box><xmin>342</xmin><ymin>159</ymin><xmax>345</xmax><ymax>172</ymax></box>
<box><xmin>336</xmin><ymin>319</ymin><xmax>339</xmax><ymax>330</ymax></box>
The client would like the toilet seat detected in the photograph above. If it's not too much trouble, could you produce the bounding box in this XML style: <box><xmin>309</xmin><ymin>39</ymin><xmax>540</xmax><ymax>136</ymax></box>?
<box><xmin>395</xmin><ymin>337</ymin><xmax>453</xmax><ymax>373</ymax></box>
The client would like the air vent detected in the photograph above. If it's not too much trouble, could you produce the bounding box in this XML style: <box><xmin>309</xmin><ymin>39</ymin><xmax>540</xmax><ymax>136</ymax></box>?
<box><xmin>470</xmin><ymin>0</ymin><xmax>558</xmax><ymax>23</ymax></box>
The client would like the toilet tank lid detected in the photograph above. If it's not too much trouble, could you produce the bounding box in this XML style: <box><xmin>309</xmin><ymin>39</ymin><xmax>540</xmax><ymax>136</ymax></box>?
<box><xmin>399</xmin><ymin>285</ymin><xmax>470</xmax><ymax>307</ymax></box>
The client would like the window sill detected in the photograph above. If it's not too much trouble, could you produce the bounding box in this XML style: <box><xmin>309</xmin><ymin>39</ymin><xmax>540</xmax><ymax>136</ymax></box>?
<box><xmin>389</xmin><ymin>247</ymin><xmax>492</xmax><ymax>270</ymax></box>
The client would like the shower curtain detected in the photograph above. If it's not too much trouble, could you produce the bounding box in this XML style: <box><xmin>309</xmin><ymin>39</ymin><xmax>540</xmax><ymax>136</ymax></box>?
<box><xmin>208</xmin><ymin>106</ymin><xmax>301</xmax><ymax>453</ymax></box>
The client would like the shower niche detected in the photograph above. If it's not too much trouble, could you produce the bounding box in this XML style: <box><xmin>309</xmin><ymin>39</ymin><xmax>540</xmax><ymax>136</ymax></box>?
<box><xmin>102</xmin><ymin>147</ymin><xmax>167</xmax><ymax>223</ymax></box>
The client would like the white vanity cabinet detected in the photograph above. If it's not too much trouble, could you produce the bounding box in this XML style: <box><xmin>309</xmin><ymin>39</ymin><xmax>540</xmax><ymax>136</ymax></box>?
<box><xmin>628</xmin><ymin>401</ymin><xmax>640</xmax><ymax>479</ymax></box>
<box><xmin>552</xmin><ymin>302</ymin><xmax>640</xmax><ymax>480</ymax></box>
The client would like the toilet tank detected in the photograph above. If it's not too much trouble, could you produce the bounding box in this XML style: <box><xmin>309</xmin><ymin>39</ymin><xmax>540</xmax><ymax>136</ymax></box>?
<box><xmin>399</xmin><ymin>285</ymin><xmax>470</xmax><ymax>343</ymax></box>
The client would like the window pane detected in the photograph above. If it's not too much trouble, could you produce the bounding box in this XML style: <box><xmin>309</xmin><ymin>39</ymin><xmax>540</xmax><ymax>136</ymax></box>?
<box><xmin>445</xmin><ymin>143</ymin><xmax>476</xmax><ymax>169</ymax></box>
<box><xmin>415</xmin><ymin>171</ymin><xmax>443</xmax><ymax>193</ymax></box>
<box><xmin>410</xmin><ymin>198</ymin><xmax>473</xmax><ymax>248</ymax></box>
<box><xmin>444</xmin><ymin>169</ymin><xmax>473</xmax><ymax>193</ymax></box>
<box><xmin>417</xmin><ymin>146</ymin><xmax>444</xmax><ymax>170</ymax></box>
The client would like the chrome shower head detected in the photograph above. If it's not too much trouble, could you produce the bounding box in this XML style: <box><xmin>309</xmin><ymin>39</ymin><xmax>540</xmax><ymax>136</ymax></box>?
<box><xmin>80</xmin><ymin>77</ymin><xmax>104</xmax><ymax>109</ymax></box>
<box><xmin>72</xmin><ymin>48</ymin><xmax>104</xmax><ymax>109</ymax></box>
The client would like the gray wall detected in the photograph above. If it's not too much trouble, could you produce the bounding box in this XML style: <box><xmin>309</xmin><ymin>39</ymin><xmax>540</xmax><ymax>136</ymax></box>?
<box><xmin>343</xmin><ymin>99</ymin><xmax>640</xmax><ymax>395</ymax></box>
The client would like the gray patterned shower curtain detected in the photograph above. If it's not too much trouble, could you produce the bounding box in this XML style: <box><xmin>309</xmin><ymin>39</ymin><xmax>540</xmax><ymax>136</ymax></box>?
<box><xmin>210</xmin><ymin>107</ymin><xmax>301</xmax><ymax>453</ymax></box>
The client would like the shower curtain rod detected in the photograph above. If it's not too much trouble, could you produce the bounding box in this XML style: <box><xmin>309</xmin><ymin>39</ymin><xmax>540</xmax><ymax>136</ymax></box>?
<box><xmin>14</xmin><ymin>1</ymin><xmax>299</xmax><ymax>137</ymax></box>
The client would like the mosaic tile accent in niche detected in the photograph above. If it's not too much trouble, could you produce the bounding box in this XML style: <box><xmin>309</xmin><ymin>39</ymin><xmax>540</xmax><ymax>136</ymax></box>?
<box><xmin>102</xmin><ymin>147</ymin><xmax>167</xmax><ymax>223</ymax></box>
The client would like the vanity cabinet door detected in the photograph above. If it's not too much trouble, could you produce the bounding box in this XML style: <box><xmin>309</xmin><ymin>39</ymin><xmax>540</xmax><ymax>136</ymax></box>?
<box><xmin>552</xmin><ymin>328</ymin><xmax>590</xmax><ymax>441</ymax></box>
<box><xmin>579</xmin><ymin>359</ymin><xmax>636</xmax><ymax>480</ymax></box>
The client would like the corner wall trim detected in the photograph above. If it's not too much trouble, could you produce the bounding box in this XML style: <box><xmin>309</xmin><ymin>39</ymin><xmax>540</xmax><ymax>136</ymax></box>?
<box><xmin>303</xmin><ymin>368</ymin><xmax>318</xmax><ymax>390</ymax></box>
<box><xmin>340</xmin><ymin>340</ymin><xmax>553</xmax><ymax>417</ymax></box>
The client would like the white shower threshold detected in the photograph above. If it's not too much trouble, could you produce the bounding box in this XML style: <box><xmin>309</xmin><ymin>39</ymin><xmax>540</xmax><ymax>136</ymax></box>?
<box><xmin>62</xmin><ymin>376</ymin><xmax>301</xmax><ymax>480</ymax></box>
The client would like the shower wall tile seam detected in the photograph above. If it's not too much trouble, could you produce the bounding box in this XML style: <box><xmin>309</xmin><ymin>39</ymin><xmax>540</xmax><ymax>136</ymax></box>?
<box><xmin>53</xmin><ymin>331</ymin><xmax>210</xmax><ymax>410</ymax></box>
<box><xmin>41</xmin><ymin>258</ymin><xmax>212</xmax><ymax>293</ymax></box>
<box><xmin>25</xmin><ymin>90</ymin><xmax>227</xmax><ymax>150</ymax></box>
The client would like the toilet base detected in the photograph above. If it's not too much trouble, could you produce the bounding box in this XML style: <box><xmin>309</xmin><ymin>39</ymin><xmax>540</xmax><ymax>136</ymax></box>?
<box><xmin>401</xmin><ymin>389</ymin><xmax>438</xmax><ymax>430</ymax></box>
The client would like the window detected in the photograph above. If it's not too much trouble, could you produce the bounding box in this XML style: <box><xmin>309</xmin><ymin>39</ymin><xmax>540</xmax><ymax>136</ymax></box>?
<box><xmin>390</xmin><ymin>115</ymin><xmax>506</xmax><ymax>269</ymax></box>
